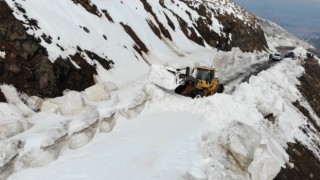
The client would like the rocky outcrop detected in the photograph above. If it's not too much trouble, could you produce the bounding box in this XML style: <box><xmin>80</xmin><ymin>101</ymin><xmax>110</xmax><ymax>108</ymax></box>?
<box><xmin>0</xmin><ymin>2</ymin><xmax>112</xmax><ymax>99</ymax></box>
<box><xmin>297</xmin><ymin>58</ymin><xmax>320</xmax><ymax>117</ymax></box>
<box><xmin>275</xmin><ymin>142</ymin><xmax>320</xmax><ymax>180</ymax></box>
<box><xmin>71</xmin><ymin>0</ymin><xmax>101</xmax><ymax>17</ymax></box>
<box><xmin>181</xmin><ymin>0</ymin><xmax>268</xmax><ymax>52</ymax></box>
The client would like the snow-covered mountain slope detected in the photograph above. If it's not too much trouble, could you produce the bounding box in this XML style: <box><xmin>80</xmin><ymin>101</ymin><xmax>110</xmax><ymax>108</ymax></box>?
<box><xmin>257</xmin><ymin>17</ymin><xmax>311</xmax><ymax>51</ymax></box>
<box><xmin>1</xmin><ymin>0</ymin><xmax>320</xmax><ymax>180</ymax></box>
<box><xmin>0</xmin><ymin>0</ymin><xmax>267</xmax><ymax>98</ymax></box>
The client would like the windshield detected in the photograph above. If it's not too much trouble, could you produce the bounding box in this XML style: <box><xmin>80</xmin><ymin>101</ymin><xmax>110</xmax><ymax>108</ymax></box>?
<box><xmin>195</xmin><ymin>69</ymin><xmax>212</xmax><ymax>83</ymax></box>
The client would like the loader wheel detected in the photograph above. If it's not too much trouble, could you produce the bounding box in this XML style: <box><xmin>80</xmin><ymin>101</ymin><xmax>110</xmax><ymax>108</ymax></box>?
<box><xmin>216</xmin><ymin>84</ymin><xmax>224</xmax><ymax>93</ymax></box>
<box><xmin>191</xmin><ymin>89</ymin><xmax>204</xmax><ymax>99</ymax></box>
<box><xmin>175</xmin><ymin>84</ymin><xmax>186</xmax><ymax>94</ymax></box>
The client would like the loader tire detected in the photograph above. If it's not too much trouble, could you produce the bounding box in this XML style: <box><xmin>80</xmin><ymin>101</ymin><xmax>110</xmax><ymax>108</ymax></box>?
<box><xmin>175</xmin><ymin>84</ymin><xmax>186</xmax><ymax>94</ymax></box>
<box><xmin>216</xmin><ymin>84</ymin><xmax>224</xmax><ymax>93</ymax></box>
<box><xmin>191</xmin><ymin>89</ymin><xmax>204</xmax><ymax>99</ymax></box>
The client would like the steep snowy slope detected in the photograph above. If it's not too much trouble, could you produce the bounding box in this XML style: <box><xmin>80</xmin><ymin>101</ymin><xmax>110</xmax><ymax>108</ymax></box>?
<box><xmin>1</xmin><ymin>0</ymin><xmax>267</xmax><ymax>98</ymax></box>
<box><xmin>258</xmin><ymin>17</ymin><xmax>311</xmax><ymax>50</ymax></box>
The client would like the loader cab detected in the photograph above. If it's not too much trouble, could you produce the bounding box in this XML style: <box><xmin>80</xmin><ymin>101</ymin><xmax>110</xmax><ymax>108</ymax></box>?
<box><xmin>192</xmin><ymin>66</ymin><xmax>215</xmax><ymax>84</ymax></box>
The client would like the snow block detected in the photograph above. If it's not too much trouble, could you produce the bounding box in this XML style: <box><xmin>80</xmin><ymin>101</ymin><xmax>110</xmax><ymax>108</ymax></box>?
<box><xmin>248</xmin><ymin>138</ymin><xmax>289</xmax><ymax>180</ymax></box>
<box><xmin>105</xmin><ymin>81</ymin><xmax>118</xmax><ymax>92</ymax></box>
<box><xmin>0</xmin><ymin>139</ymin><xmax>20</xmax><ymax>167</ymax></box>
<box><xmin>100</xmin><ymin>113</ymin><xmax>116</xmax><ymax>133</ymax></box>
<box><xmin>25</xmin><ymin>96</ymin><xmax>44</xmax><ymax>111</ymax></box>
<box><xmin>68</xmin><ymin>109</ymin><xmax>99</xmax><ymax>149</ymax></box>
<box><xmin>248</xmin><ymin>146</ymin><xmax>281</xmax><ymax>180</ymax></box>
<box><xmin>15</xmin><ymin>115</ymin><xmax>70</xmax><ymax>169</ymax></box>
<box><xmin>0</xmin><ymin>85</ymin><xmax>34</xmax><ymax>117</ymax></box>
<box><xmin>60</xmin><ymin>91</ymin><xmax>85</xmax><ymax>115</ymax></box>
<box><xmin>121</xmin><ymin>101</ymin><xmax>146</xmax><ymax>120</ymax></box>
<box><xmin>0</xmin><ymin>120</ymin><xmax>31</xmax><ymax>140</ymax></box>
<box><xmin>93</xmin><ymin>74</ymin><xmax>102</xmax><ymax>84</ymax></box>
<box><xmin>40</xmin><ymin>100</ymin><xmax>60</xmax><ymax>113</ymax></box>
<box><xmin>0</xmin><ymin>140</ymin><xmax>20</xmax><ymax>180</ymax></box>
<box><xmin>84</xmin><ymin>83</ymin><xmax>110</xmax><ymax>102</ymax></box>
<box><xmin>219</xmin><ymin>122</ymin><xmax>261</xmax><ymax>170</ymax></box>
<box><xmin>68</xmin><ymin>121</ymin><xmax>98</xmax><ymax>150</ymax></box>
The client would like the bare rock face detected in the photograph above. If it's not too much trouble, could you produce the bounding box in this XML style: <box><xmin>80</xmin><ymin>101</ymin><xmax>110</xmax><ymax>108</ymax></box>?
<box><xmin>297</xmin><ymin>58</ymin><xmax>320</xmax><ymax>117</ymax></box>
<box><xmin>0</xmin><ymin>2</ymin><xmax>102</xmax><ymax>99</ymax></box>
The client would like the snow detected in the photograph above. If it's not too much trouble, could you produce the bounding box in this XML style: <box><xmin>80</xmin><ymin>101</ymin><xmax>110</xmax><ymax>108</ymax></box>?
<box><xmin>60</xmin><ymin>91</ymin><xmax>85</xmax><ymax>115</ymax></box>
<box><xmin>258</xmin><ymin>18</ymin><xmax>312</xmax><ymax>51</ymax></box>
<box><xmin>9</xmin><ymin>111</ymin><xmax>208</xmax><ymax>180</ymax></box>
<box><xmin>0</xmin><ymin>140</ymin><xmax>20</xmax><ymax>167</ymax></box>
<box><xmin>4</xmin><ymin>0</ymin><xmax>265</xmax><ymax>87</ymax></box>
<box><xmin>0</xmin><ymin>51</ymin><xmax>5</xmax><ymax>58</ymax></box>
<box><xmin>84</xmin><ymin>83</ymin><xmax>110</xmax><ymax>102</ymax></box>
<box><xmin>1</xmin><ymin>0</ymin><xmax>319</xmax><ymax>179</ymax></box>
<box><xmin>6</xmin><ymin>52</ymin><xmax>318</xmax><ymax>180</ymax></box>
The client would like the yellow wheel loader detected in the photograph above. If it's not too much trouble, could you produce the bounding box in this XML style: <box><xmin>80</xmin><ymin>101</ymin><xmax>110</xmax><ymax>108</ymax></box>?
<box><xmin>174</xmin><ymin>66</ymin><xmax>224</xmax><ymax>98</ymax></box>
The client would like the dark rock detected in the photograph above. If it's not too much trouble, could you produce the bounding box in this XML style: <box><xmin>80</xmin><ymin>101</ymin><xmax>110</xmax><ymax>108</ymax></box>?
<box><xmin>120</xmin><ymin>22</ymin><xmax>148</xmax><ymax>56</ymax></box>
<box><xmin>297</xmin><ymin>58</ymin><xmax>320</xmax><ymax>117</ymax></box>
<box><xmin>41</xmin><ymin>33</ymin><xmax>52</xmax><ymax>44</ymax></box>
<box><xmin>102</xmin><ymin>9</ymin><xmax>114</xmax><ymax>23</ymax></box>
<box><xmin>83</xmin><ymin>26</ymin><xmax>90</xmax><ymax>33</ymax></box>
<box><xmin>274</xmin><ymin>142</ymin><xmax>320</xmax><ymax>180</ymax></box>
<box><xmin>140</xmin><ymin>0</ymin><xmax>172</xmax><ymax>41</ymax></box>
<box><xmin>102</xmin><ymin>34</ymin><xmax>107</xmax><ymax>40</ymax></box>
<box><xmin>71</xmin><ymin>0</ymin><xmax>101</xmax><ymax>17</ymax></box>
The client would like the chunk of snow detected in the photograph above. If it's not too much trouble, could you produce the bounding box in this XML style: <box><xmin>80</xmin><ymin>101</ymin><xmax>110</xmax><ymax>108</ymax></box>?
<box><xmin>22</xmin><ymin>96</ymin><xmax>44</xmax><ymax>111</ymax></box>
<box><xmin>104</xmin><ymin>81</ymin><xmax>118</xmax><ymax>92</ymax></box>
<box><xmin>68</xmin><ymin>109</ymin><xmax>99</xmax><ymax>135</ymax></box>
<box><xmin>0</xmin><ymin>85</ymin><xmax>34</xmax><ymax>117</ymax></box>
<box><xmin>68</xmin><ymin>120</ymin><xmax>98</xmax><ymax>150</ymax></box>
<box><xmin>0</xmin><ymin>140</ymin><xmax>20</xmax><ymax>167</ymax></box>
<box><xmin>60</xmin><ymin>91</ymin><xmax>85</xmax><ymax>115</ymax></box>
<box><xmin>0</xmin><ymin>120</ymin><xmax>31</xmax><ymax>140</ymax></box>
<box><xmin>40</xmin><ymin>100</ymin><xmax>60</xmax><ymax>113</ymax></box>
<box><xmin>100</xmin><ymin>113</ymin><xmax>116</xmax><ymax>133</ymax></box>
<box><xmin>0</xmin><ymin>51</ymin><xmax>5</xmax><ymax>58</ymax></box>
<box><xmin>248</xmin><ymin>138</ymin><xmax>289</xmax><ymax>180</ymax></box>
<box><xmin>68</xmin><ymin>109</ymin><xmax>99</xmax><ymax>149</ymax></box>
<box><xmin>219</xmin><ymin>122</ymin><xmax>261</xmax><ymax>169</ymax></box>
<box><xmin>84</xmin><ymin>83</ymin><xmax>110</xmax><ymax>102</ymax></box>
<box><xmin>248</xmin><ymin>146</ymin><xmax>281</xmax><ymax>180</ymax></box>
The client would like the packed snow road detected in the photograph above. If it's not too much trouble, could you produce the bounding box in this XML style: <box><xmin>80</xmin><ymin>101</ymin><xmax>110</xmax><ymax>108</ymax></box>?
<box><xmin>223</xmin><ymin>60</ymin><xmax>278</xmax><ymax>93</ymax></box>
<box><xmin>223</xmin><ymin>46</ymin><xmax>297</xmax><ymax>93</ymax></box>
